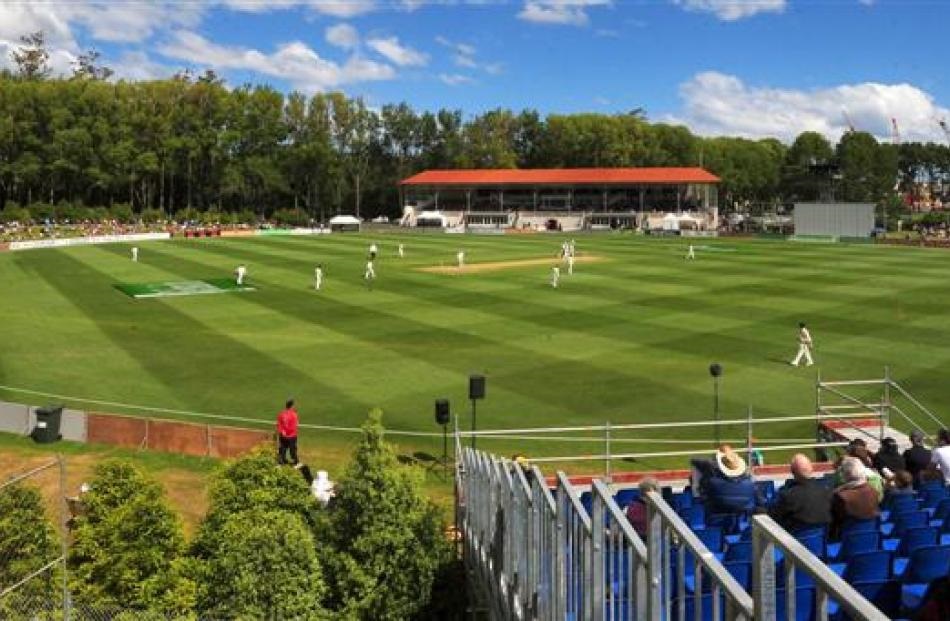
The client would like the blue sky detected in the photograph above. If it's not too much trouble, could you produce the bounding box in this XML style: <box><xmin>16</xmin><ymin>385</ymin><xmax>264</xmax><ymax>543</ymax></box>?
<box><xmin>2</xmin><ymin>1</ymin><xmax>949</xmax><ymax>142</ymax></box>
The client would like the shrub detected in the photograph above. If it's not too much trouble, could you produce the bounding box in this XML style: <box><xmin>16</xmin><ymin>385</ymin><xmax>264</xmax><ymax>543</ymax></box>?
<box><xmin>0</xmin><ymin>483</ymin><xmax>61</xmax><ymax>615</ymax></box>
<box><xmin>320</xmin><ymin>409</ymin><xmax>451</xmax><ymax>619</ymax></box>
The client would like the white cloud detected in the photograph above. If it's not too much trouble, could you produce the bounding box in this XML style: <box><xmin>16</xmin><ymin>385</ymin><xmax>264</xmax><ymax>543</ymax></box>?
<box><xmin>439</xmin><ymin>73</ymin><xmax>474</xmax><ymax>86</ymax></box>
<box><xmin>110</xmin><ymin>50</ymin><xmax>177</xmax><ymax>81</ymax></box>
<box><xmin>366</xmin><ymin>36</ymin><xmax>428</xmax><ymax>66</ymax></box>
<box><xmin>222</xmin><ymin>0</ymin><xmax>376</xmax><ymax>17</ymax></box>
<box><xmin>326</xmin><ymin>23</ymin><xmax>359</xmax><ymax>49</ymax></box>
<box><xmin>673</xmin><ymin>0</ymin><xmax>786</xmax><ymax>21</ymax></box>
<box><xmin>158</xmin><ymin>30</ymin><xmax>395</xmax><ymax>92</ymax></box>
<box><xmin>435</xmin><ymin>35</ymin><xmax>501</xmax><ymax>75</ymax></box>
<box><xmin>670</xmin><ymin>71</ymin><xmax>950</xmax><ymax>143</ymax></box>
<box><xmin>518</xmin><ymin>0</ymin><xmax>610</xmax><ymax>26</ymax></box>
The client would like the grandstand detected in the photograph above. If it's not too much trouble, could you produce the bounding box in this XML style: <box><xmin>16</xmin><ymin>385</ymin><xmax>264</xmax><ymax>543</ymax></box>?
<box><xmin>455</xmin><ymin>375</ymin><xmax>950</xmax><ymax>620</ymax></box>
<box><xmin>398</xmin><ymin>168</ymin><xmax>720</xmax><ymax>233</ymax></box>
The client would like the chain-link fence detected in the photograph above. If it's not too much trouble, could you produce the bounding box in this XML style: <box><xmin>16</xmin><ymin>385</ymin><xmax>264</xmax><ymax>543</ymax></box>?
<box><xmin>0</xmin><ymin>458</ymin><xmax>68</xmax><ymax>619</ymax></box>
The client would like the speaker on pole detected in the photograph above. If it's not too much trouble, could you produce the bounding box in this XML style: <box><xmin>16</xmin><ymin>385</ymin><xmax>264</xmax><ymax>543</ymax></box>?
<box><xmin>469</xmin><ymin>374</ymin><xmax>485</xmax><ymax>400</ymax></box>
<box><xmin>435</xmin><ymin>399</ymin><xmax>451</xmax><ymax>425</ymax></box>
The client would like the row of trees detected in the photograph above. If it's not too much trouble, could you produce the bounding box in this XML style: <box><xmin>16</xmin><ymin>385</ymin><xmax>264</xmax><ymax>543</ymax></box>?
<box><xmin>2</xmin><ymin>31</ymin><xmax>949</xmax><ymax>221</ymax></box>
<box><xmin>0</xmin><ymin>411</ymin><xmax>456</xmax><ymax>619</ymax></box>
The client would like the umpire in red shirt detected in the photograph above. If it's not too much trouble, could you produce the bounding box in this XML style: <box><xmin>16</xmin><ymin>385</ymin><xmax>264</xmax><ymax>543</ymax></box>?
<box><xmin>276</xmin><ymin>399</ymin><xmax>299</xmax><ymax>465</ymax></box>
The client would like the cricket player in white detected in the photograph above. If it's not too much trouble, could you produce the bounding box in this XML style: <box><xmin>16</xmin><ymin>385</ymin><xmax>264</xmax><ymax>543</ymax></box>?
<box><xmin>686</xmin><ymin>244</ymin><xmax>695</xmax><ymax>260</ymax></box>
<box><xmin>791</xmin><ymin>322</ymin><xmax>814</xmax><ymax>367</ymax></box>
<box><xmin>235</xmin><ymin>264</ymin><xmax>247</xmax><ymax>286</ymax></box>
<box><xmin>551</xmin><ymin>266</ymin><xmax>560</xmax><ymax>288</ymax></box>
<box><xmin>569</xmin><ymin>239</ymin><xmax>576</xmax><ymax>257</ymax></box>
<box><xmin>369</xmin><ymin>243</ymin><xmax>378</xmax><ymax>260</ymax></box>
<box><xmin>567</xmin><ymin>253</ymin><xmax>574</xmax><ymax>275</ymax></box>
<box><xmin>314</xmin><ymin>265</ymin><xmax>323</xmax><ymax>291</ymax></box>
<box><xmin>398</xmin><ymin>243</ymin><xmax>405</xmax><ymax>258</ymax></box>
<box><xmin>131</xmin><ymin>246</ymin><xmax>138</xmax><ymax>262</ymax></box>
<box><xmin>457</xmin><ymin>250</ymin><xmax>465</xmax><ymax>268</ymax></box>
<box><xmin>364</xmin><ymin>259</ymin><xmax>376</xmax><ymax>282</ymax></box>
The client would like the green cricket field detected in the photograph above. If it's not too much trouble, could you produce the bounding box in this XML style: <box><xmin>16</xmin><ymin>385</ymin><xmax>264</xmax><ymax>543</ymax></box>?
<box><xmin>1</xmin><ymin>233</ymin><xmax>948</xmax><ymax>469</ymax></box>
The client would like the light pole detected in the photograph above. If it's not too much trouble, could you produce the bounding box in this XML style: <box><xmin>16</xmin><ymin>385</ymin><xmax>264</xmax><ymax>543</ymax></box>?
<box><xmin>709</xmin><ymin>363</ymin><xmax>723</xmax><ymax>447</ymax></box>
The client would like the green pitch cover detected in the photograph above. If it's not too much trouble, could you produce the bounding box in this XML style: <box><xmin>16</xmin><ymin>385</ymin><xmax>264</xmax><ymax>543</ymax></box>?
<box><xmin>115</xmin><ymin>278</ymin><xmax>256</xmax><ymax>299</ymax></box>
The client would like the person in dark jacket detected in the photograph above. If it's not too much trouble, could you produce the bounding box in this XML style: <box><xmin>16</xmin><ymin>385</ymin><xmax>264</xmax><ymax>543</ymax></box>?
<box><xmin>691</xmin><ymin>445</ymin><xmax>762</xmax><ymax>515</ymax></box>
<box><xmin>831</xmin><ymin>457</ymin><xmax>880</xmax><ymax>539</ymax></box>
<box><xmin>625</xmin><ymin>477</ymin><xmax>658</xmax><ymax>538</ymax></box>
<box><xmin>873</xmin><ymin>437</ymin><xmax>906</xmax><ymax>476</ymax></box>
<box><xmin>770</xmin><ymin>454</ymin><xmax>832</xmax><ymax>533</ymax></box>
<box><xmin>903</xmin><ymin>430</ymin><xmax>933</xmax><ymax>485</ymax></box>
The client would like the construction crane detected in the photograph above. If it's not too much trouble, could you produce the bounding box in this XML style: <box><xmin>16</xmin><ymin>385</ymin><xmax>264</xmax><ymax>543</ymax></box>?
<box><xmin>891</xmin><ymin>118</ymin><xmax>901</xmax><ymax>145</ymax></box>
<box><xmin>939</xmin><ymin>119</ymin><xmax>950</xmax><ymax>146</ymax></box>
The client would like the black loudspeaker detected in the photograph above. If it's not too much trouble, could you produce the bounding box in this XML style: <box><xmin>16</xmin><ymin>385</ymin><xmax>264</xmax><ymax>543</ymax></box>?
<box><xmin>469</xmin><ymin>374</ymin><xmax>486</xmax><ymax>400</ymax></box>
<box><xmin>435</xmin><ymin>399</ymin><xmax>450</xmax><ymax>425</ymax></box>
<box><xmin>709</xmin><ymin>363</ymin><xmax>723</xmax><ymax>378</ymax></box>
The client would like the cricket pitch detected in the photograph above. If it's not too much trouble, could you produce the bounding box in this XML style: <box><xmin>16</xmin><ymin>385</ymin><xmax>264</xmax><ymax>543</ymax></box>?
<box><xmin>416</xmin><ymin>254</ymin><xmax>606</xmax><ymax>275</ymax></box>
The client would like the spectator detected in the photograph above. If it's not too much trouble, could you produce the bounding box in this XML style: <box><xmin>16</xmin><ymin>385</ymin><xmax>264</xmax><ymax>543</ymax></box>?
<box><xmin>903</xmin><ymin>430</ymin><xmax>933</xmax><ymax>484</ymax></box>
<box><xmin>930</xmin><ymin>428</ymin><xmax>950</xmax><ymax>485</ymax></box>
<box><xmin>769</xmin><ymin>454</ymin><xmax>832</xmax><ymax>533</ymax></box>
<box><xmin>625</xmin><ymin>477</ymin><xmax>658</xmax><ymax>538</ymax></box>
<box><xmin>835</xmin><ymin>446</ymin><xmax>884</xmax><ymax>500</ymax></box>
<box><xmin>311</xmin><ymin>470</ymin><xmax>335</xmax><ymax>506</ymax></box>
<box><xmin>873</xmin><ymin>437</ymin><xmax>906</xmax><ymax>477</ymax></box>
<box><xmin>276</xmin><ymin>398</ymin><xmax>299</xmax><ymax>466</ymax></box>
<box><xmin>691</xmin><ymin>444</ymin><xmax>761</xmax><ymax>515</ymax></box>
<box><xmin>831</xmin><ymin>457</ymin><xmax>880</xmax><ymax>538</ymax></box>
<box><xmin>886</xmin><ymin>470</ymin><xmax>915</xmax><ymax>497</ymax></box>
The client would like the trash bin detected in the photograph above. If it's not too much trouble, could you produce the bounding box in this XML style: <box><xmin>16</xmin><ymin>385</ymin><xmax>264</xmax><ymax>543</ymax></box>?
<box><xmin>31</xmin><ymin>405</ymin><xmax>63</xmax><ymax>443</ymax></box>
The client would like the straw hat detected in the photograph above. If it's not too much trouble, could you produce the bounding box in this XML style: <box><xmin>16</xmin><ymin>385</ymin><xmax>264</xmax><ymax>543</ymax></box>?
<box><xmin>715</xmin><ymin>446</ymin><xmax>747</xmax><ymax>478</ymax></box>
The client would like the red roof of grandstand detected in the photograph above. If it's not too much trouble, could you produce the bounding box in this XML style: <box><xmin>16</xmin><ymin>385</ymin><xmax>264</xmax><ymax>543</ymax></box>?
<box><xmin>399</xmin><ymin>167</ymin><xmax>719</xmax><ymax>186</ymax></box>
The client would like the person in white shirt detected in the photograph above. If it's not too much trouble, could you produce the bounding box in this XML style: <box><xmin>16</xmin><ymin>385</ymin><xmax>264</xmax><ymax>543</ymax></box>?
<box><xmin>686</xmin><ymin>244</ymin><xmax>695</xmax><ymax>260</ymax></box>
<box><xmin>567</xmin><ymin>253</ymin><xmax>574</xmax><ymax>275</ymax></box>
<box><xmin>931</xmin><ymin>429</ymin><xmax>950</xmax><ymax>484</ymax></box>
<box><xmin>235</xmin><ymin>264</ymin><xmax>247</xmax><ymax>286</ymax></box>
<box><xmin>569</xmin><ymin>239</ymin><xmax>576</xmax><ymax>257</ymax></box>
<box><xmin>551</xmin><ymin>265</ymin><xmax>560</xmax><ymax>288</ymax></box>
<box><xmin>369</xmin><ymin>243</ymin><xmax>378</xmax><ymax>260</ymax></box>
<box><xmin>364</xmin><ymin>259</ymin><xmax>376</xmax><ymax>284</ymax></box>
<box><xmin>398</xmin><ymin>243</ymin><xmax>405</xmax><ymax>258</ymax></box>
<box><xmin>457</xmin><ymin>249</ymin><xmax>465</xmax><ymax>269</ymax></box>
<box><xmin>791</xmin><ymin>322</ymin><xmax>814</xmax><ymax>367</ymax></box>
<box><xmin>131</xmin><ymin>246</ymin><xmax>138</xmax><ymax>262</ymax></box>
<box><xmin>311</xmin><ymin>470</ymin><xmax>335</xmax><ymax>506</ymax></box>
<box><xmin>314</xmin><ymin>264</ymin><xmax>323</xmax><ymax>291</ymax></box>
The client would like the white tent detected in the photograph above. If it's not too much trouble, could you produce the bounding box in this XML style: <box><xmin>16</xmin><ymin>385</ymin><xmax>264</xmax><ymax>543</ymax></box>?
<box><xmin>416</xmin><ymin>210</ymin><xmax>448</xmax><ymax>228</ymax></box>
<box><xmin>662</xmin><ymin>212</ymin><xmax>680</xmax><ymax>231</ymax></box>
<box><xmin>329</xmin><ymin>215</ymin><xmax>360</xmax><ymax>231</ymax></box>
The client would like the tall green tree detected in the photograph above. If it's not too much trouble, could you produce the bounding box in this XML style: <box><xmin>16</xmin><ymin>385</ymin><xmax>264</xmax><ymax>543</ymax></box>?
<box><xmin>320</xmin><ymin>410</ymin><xmax>450</xmax><ymax>620</ymax></box>
<box><xmin>0</xmin><ymin>483</ymin><xmax>61</xmax><ymax>615</ymax></box>
<box><xmin>67</xmin><ymin>460</ymin><xmax>193</xmax><ymax>616</ymax></box>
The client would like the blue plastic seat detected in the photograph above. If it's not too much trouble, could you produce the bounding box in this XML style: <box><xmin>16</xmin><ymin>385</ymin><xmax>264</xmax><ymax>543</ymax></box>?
<box><xmin>756</xmin><ymin>480</ymin><xmax>776</xmax><ymax>504</ymax></box>
<box><xmin>795</xmin><ymin>534</ymin><xmax>825</xmax><ymax>560</ymax></box>
<box><xmin>889</xmin><ymin>509</ymin><xmax>928</xmax><ymax>538</ymax></box>
<box><xmin>884</xmin><ymin>493</ymin><xmax>918</xmax><ymax>517</ymax></box>
<box><xmin>679</xmin><ymin>504</ymin><xmax>705</xmax><ymax>530</ymax></box>
<box><xmin>775</xmin><ymin>587</ymin><xmax>816</xmax><ymax>621</ymax></box>
<box><xmin>706</xmin><ymin>512</ymin><xmax>740</xmax><ymax>534</ymax></box>
<box><xmin>839</xmin><ymin>517</ymin><xmax>877</xmax><ymax>539</ymax></box>
<box><xmin>895</xmin><ymin>526</ymin><xmax>938</xmax><ymax>557</ymax></box>
<box><xmin>724</xmin><ymin>541</ymin><xmax>753</xmax><ymax>563</ymax></box>
<box><xmin>830</xmin><ymin>580</ymin><xmax>901</xmax><ymax>620</ymax></box>
<box><xmin>932</xmin><ymin>497</ymin><xmax>950</xmax><ymax>521</ymax></box>
<box><xmin>689</xmin><ymin>560</ymin><xmax>751</xmax><ymax>593</ymax></box>
<box><xmin>696</xmin><ymin>526</ymin><xmax>724</xmax><ymax>553</ymax></box>
<box><xmin>920</xmin><ymin>486</ymin><xmax>949</xmax><ymax>510</ymax></box>
<box><xmin>830</xmin><ymin>530</ymin><xmax>879</xmax><ymax>562</ymax></box>
<box><xmin>899</xmin><ymin>544</ymin><xmax>950</xmax><ymax>584</ymax></box>
<box><xmin>842</xmin><ymin>550</ymin><xmax>893</xmax><ymax>583</ymax></box>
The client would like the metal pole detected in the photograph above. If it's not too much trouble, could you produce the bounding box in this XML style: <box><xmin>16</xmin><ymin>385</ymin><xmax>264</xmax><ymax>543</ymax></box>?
<box><xmin>883</xmin><ymin>366</ymin><xmax>891</xmax><ymax>439</ymax></box>
<box><xmin>442</xmin><ymin>423</ymin><xmax>448</xmax><ymax>479</ymax></box>
<box><xmin>58</xmin><ymin>455</ymin><xmax>69</xmax><ymax>621</ymax></box>
<box><xmin>471</xmin><ymin>399</ymin><xmax>476</xmax><ymax>449</ymax></box>
<box><xmin>714</xmin><ymin>375</ymin><xmax>721</xmax><ymax>446</ymax></box>
<box><xmin>605</xmin><ymin>421</ymin><xmax>612</xmax><ymax>484</ymax></box>
<box><xmin>747</xmin><ymin>405</ymin><xmax>754</xmax><ymax>469</ymax></box>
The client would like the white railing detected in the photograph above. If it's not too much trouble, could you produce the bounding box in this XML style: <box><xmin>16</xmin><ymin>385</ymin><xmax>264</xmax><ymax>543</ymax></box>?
<box><xmin>751</xmin><ymin>515</ymin><xmax>888</xmax><ymax>621</ymax></box>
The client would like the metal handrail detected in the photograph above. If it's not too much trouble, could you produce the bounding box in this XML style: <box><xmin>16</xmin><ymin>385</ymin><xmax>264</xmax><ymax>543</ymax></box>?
<box><xmin>751</xmin><ymin>515</ymin><xmax>888</xmax><ymax>621</ymax></box>
<box><xmin>645</xmin><ymin>490</ymin><xmax>754</xmax><ymax>621</ymax></box>
<box><xmin>525</xmin><ymin>441</ymin><xmax>849</xmax><ymax>464</ymax></box>
<box><xmin>591</xmin><ymin>479</ymin><xmax>648</xmax><ymax>620</ymax></box>
<box><xmin>892</xmin><ymin>380</ymin><xmax>947</xmax><ymax>430</ymax></box>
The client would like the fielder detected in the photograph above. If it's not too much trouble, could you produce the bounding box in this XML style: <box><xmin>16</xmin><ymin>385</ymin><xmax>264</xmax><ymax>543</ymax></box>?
<box><xmin>369</xmin><ymin>243</ymin><xmax>378</xmax><ymax>260</ymax></box>
<box><xmin>551</xmin><ymin>266</ymin><xmax>560</xmax><ymax>288</ymax></box>
<box><xmin>398</xmin><ymin>243</ymin><xmax>405</xmax><ymax>258</ymax></box>
<box><xmin>567</xmin><ymin>253</ymin><xmax>574</xmax><ymax>275</ymax></box>
<box><xmin>131</xmin><ymin>246</ymin><xmax>138</xmax><ymax>262</ymax></box>
<box><xmin>235</xmin><ymin>264</ymin><xmax>247</xmax><ymax>286</ymax></box>
<box><xmin>457</xmin><ymin>249</ymin><xmax>465</xmax><ymax>269</ymax></box>
<box><xmin>686</xmin><ymin>244</ymin><xmax>695</xmax><ymax>260</ymax></box>
<box><xmin>364</xmin><ymin>259</ymin><xmax>376</xmax><ymax>285</ymax></box>
<box><xmin>314</xmin><ymin>264</ymin><xmax>324</xmax><ymax>291</ymax></box>
<box><xmin>791</xmin><ymin>322</ymin><xmax>814</xmax><ymax>367</ymax></box>
<box><xmin>569</xmin><ymin>239</ymin><xmax>576</xmax><ymax>257</ymax></box>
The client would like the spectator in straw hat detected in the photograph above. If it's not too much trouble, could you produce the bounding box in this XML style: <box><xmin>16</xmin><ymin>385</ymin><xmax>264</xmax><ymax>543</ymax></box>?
<box><xmin>691</xmin><ymin>444</ymin><xmax>762</xmax><ymax>515</ymax></box>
